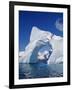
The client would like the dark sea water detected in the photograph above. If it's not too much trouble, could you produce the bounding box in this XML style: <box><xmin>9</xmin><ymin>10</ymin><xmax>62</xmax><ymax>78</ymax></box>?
<box><xmin>19</xmin><ymin>62</ymin><xmax>63</xmax><ymax>79</ymax></box>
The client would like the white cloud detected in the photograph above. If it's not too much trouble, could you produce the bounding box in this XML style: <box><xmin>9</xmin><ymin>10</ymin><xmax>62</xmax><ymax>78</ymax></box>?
<box><xmin>55</xmin><ymin>19</ymin><xmax>63</xmax><ymax>31</ymax></box>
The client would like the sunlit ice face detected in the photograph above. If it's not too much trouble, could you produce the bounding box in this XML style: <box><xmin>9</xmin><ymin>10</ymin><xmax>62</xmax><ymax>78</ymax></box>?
<box><xmin>39</xmin><ymin>31</ymin><xmax>53</xmax><ymax>42</ymax></box>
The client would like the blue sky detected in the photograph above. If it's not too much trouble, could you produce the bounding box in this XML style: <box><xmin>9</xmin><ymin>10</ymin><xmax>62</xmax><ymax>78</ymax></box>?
<box><xmin>19</xmin><ymin>11</ymin><xmax>63</xmax><ymax>51</ymax></box>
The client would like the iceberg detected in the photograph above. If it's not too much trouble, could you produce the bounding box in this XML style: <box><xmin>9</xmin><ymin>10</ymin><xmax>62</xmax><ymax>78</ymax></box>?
<box><xmin>48</xmin><ymin>35</ymin><xmax>63</xmax><ymax>64</ymax></box>
<box><xmin>19</xmin><ymin>26</ymin><xmax>63</xmax><ymax>64</ymax></box>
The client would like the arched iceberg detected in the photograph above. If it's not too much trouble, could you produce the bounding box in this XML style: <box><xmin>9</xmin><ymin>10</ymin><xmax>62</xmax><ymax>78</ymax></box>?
<box><xmin>19</xmin><ymin>26</ymin><xmax>63</xmax><ymax>64</ymax></box>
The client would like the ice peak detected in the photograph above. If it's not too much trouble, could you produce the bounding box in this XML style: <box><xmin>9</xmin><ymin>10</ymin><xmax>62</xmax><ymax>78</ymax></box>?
<box><xmin>30</xmin><ymin>26</ymin><xmax>53</xmax><ymax>42</ymax></box>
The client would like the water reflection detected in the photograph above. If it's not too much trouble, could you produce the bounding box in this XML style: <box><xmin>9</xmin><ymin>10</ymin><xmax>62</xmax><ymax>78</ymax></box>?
<box><xmin>19</xmin><ymin>62</ymin><xmax>63</xmax><ymax>79</ymax></box>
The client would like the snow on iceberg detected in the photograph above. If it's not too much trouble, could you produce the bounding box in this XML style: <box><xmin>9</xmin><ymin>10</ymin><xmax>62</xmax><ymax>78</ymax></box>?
<box><xmin>48</xmin><ymin>35</ymin><xmax>63</xmax><ymax>64</ymax></box>
<box><xmin>19</xmin><ymin>26</ymin><xmax>63</xmax><ymax>64</ymax></box>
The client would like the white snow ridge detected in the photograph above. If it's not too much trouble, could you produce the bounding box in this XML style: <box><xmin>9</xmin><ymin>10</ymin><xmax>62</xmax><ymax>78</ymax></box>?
<box><xmin>19</xmin><ymin>26</ymin><xmax>63</xmax><ymax>64</ymax></box>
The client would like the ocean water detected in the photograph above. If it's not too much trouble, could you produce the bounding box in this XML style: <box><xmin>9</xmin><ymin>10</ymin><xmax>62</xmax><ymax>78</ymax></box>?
<box><xmin>19</xmin><ymin>62</ymin><xmax>63</xmax><ymax>79</ymax></box>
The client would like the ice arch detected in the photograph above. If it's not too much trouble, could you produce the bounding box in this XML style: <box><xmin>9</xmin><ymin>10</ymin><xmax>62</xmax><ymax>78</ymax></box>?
<box><xmin>19</xmin><ymin>26</ymin><xmax>63</xmax><ymax>64</ymax></box>
<box><xmin>30</xmin><ymin>40</ymin><xmax>52</xmax><ymax>63</ymax></box>
<box><xmin>19</xmin><ymin>26</ymin><xmax>53</xmax><ymax>63</ymax></box>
